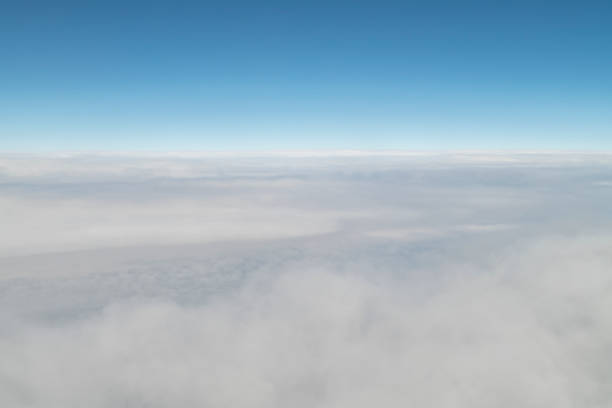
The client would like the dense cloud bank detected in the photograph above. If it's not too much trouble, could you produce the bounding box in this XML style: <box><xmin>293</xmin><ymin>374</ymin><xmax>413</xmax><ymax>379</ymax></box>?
<box><xmin>1</xmin><ymin>153</ymin><xmax>612</xmax><ymax>407</ymax></box>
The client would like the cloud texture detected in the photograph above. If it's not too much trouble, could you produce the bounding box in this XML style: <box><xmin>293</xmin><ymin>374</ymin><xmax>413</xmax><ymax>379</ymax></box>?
<box><xmin>1</xmin><ymin>152</ymin><xmax>612</xmax><ymax>407</ymax></box>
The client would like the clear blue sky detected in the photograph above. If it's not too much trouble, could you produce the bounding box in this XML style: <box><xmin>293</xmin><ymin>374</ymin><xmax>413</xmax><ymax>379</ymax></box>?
<box><xmin>1</xmin><ymin>1</ymin><xmax>611</xmax><ymax>151</ymax></box>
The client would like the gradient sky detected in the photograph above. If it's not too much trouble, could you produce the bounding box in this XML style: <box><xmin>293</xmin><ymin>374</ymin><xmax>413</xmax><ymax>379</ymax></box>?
<box><xmin>1</xmin><ymin>1</ymin><xmax>611</xmax><ymax>151</ymax></box>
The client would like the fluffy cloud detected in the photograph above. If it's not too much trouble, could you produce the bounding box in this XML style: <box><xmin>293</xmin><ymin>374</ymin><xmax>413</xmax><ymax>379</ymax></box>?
<box><xmin>1</xmin><ymin>152</ymin><xmax>612</xmax><ymax>407</ymax></box>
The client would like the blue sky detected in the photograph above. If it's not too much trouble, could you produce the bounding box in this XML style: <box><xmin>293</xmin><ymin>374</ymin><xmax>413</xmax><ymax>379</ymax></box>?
<box><xmin>1</xmin><ymin>1</ymin><xmax>611</xmax><ymax>151</ymax></box>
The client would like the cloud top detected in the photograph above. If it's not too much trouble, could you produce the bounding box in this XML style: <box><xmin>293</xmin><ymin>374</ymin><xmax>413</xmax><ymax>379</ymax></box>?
<box><xmin>1</xmin><ymin>153</ymin><xmax>612</xmax><ymax>407</ymax></box>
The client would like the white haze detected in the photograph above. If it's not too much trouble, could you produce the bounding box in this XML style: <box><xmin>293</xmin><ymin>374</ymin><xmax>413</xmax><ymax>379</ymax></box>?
<box><xmin>2</xmin><ymin>152</ymin><xmax>612</xmax><ymax>407</ymax></box>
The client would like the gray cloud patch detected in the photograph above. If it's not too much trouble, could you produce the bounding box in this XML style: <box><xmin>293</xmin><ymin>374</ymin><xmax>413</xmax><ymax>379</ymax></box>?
<box><xmin>1</xmin><ymin>152</ymin><xmax>612</xmax><ymax>407</ymax></box>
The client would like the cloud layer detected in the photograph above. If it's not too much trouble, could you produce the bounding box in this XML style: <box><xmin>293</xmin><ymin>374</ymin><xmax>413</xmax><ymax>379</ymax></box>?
<box><xmin>2</xmin><ymin>152</ymin><xmax>612</xmax><ymax>407</ymax></box>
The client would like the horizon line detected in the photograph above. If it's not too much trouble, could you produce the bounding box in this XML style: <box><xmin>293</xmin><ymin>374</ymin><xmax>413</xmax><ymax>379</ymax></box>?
<box><xmin>3</xmin><ymin>148</ymin><xmax>612</xmax><ymax>158</ymax></box>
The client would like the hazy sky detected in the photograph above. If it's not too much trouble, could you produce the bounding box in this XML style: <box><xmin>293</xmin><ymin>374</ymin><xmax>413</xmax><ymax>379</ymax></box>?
<box><xmin>2</xmin><ymin>1</ymin><xmax>611</xmax><ymax>150</ymax></box>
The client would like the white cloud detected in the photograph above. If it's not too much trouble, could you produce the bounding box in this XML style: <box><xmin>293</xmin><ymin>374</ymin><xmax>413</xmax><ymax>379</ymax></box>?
<box><xmin>1</xmin><ymin>152</ymin><xmax>612</xmax><ymax>407</ymax></box>
<box><xmin>3</xmin><ymin>236</ymin><xmax>612</xmax><ymax>407</ymax></box>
